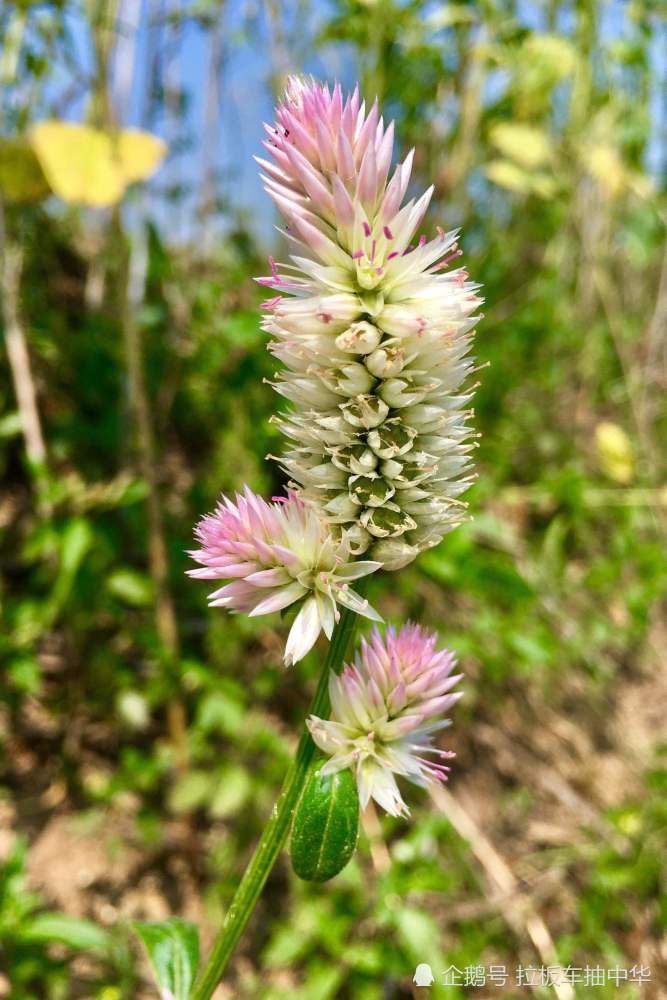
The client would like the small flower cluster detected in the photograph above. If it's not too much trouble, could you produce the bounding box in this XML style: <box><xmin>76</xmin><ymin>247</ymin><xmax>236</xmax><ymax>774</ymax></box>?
<box><xmin>188</xmin><ymin>487</ymin><xmax>380</xmax><ymax>665</ymax></box>
<box><xmin>258</xmin><ymin>77</ymin><xmax>482</xmax><ymax>569</ymax></box>
<box><xmin>308</xmin><ymin>624</ymin><xmax>462</xmax><ymax>816</ymax></box>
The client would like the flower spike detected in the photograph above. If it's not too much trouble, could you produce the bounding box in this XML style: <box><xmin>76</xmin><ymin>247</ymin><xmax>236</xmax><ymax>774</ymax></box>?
<box><xmin>188</xmin><ymin>487</ymin><xmax>381</xmax><ymax>665</ymax></box>
<box><xmin>308</xmin><ymin>624</ymin><xmax>462</xmax><ymax>817</ymax></box>
<box><xmin>258</xmin><ymin>77</ymin><xmax>483</xmax><ymax>569</ymax></box>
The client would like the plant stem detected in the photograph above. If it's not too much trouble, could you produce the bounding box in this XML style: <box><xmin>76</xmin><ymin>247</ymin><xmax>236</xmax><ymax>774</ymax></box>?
<box><xmin>121</xmin><ymin>227</ymin><xmax>187</xmax><ymax>766</ymax></box>
<box><xmin>0</xmin><ymin>202</ymin><xmax>50</xmax><ymax>513</ymax></box>
<box><xmin>192</xmin><ymin>599</ymin><xmax>365</xmax><ymax>1000</ymax></box>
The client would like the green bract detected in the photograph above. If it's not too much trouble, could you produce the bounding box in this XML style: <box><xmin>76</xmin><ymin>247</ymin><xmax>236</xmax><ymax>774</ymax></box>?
<box><xmin>290</xmin><ymin>760</ymin><xmax>359</xmax><ymax>882</ymax></box>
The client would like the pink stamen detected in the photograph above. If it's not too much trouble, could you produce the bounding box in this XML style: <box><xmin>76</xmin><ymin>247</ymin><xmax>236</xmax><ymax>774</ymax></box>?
<box><xmin>430</xmin><ymin>249</ymin><xmax>463</xmax><ymax>272</ymax></box>
<box><xmin>363</xmin><ymin>221</ymin><xmax>371</xmax><ymax>237</ymax></box>
<box><xmin>352</xmin><ymin>250</ymin><xmax>364</xmax><ymax>259</ymax></box>
<box><xmin>383</xmin><ymin>225</ymin><xmax>393</xmax><ymax>239</ymax></box>
<box><xmin>387</xmin><ymin>251</ymin><xmax>399</xmax><ymax>260</ymax></box>
<box><xmin>261</xmin><ymin>296</ymin><xmax>282</xmax><ymax>310</ymax></box>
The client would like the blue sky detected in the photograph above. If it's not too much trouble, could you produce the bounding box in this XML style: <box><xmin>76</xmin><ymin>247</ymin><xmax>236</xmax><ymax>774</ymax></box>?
<box><xmin>28</xmin><ymin>0</ymin><xmax>666</xmax><ymax>245</ymax></box>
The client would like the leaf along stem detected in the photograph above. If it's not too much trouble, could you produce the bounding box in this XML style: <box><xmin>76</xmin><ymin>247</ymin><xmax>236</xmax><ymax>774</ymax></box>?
<box><xmin>191</xmin><ymin>594</ymin><xmax>367</xmax><ymax>1000</ymax></box>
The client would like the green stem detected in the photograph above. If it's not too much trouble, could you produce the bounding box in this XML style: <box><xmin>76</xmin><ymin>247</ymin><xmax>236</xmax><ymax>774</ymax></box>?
<box><xmin>192</xmin><ymin>599</ymin><xmax>365</xmax><ymax>1000</ymax></box>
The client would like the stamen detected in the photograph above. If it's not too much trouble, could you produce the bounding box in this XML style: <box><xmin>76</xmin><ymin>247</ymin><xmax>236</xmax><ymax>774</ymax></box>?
<box><xmin>383</xmin><ymin>225</ymin><xmax>393</xmax><ymax>239</ymax></box>
<box><xmin>362</xmin><ymin>221</ymin><xmax>371</xmax><ymax>237</ymax></box>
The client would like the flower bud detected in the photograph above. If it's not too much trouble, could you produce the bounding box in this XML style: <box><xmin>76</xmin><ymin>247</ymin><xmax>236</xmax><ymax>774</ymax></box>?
<box><xmin>365</xmin><ymin>346</ymin><xmax>405</xmax><ymax>378</ymax></box>
<box><xmin>335</xmin><ymin>321</ymin><xmax>382</xmax><ymax>355</ymax></box>
<box><xmin>331</xmin><ymin>444</ymin><xmax>378</xmax><ymax>475</ymax></box>
<box><xmin>341</xmin><ymin>394</ymin><xmax>389</xmax><ymax>429</ymax></box>
<box><xmin>367</xmin><ymin>417</ymin><xmax>417</xmax><ymax>459</ymax></box>
<box><xmin>369</xmin><ymin>538</ymin><xmax>419</xmax><ymax>570</ymax></box>
<box><xmin>325</xmin><ymin>492</ymin><xmax>360</xmax><ymax>520</ymax></box>
<box><xmin>343</xmin><ymin>522</ymin><xmax>372</xmax><ymax>555</ymax></box>
<box><xmin>356</xmin><ymin>260</ymin><xmax>383</xmax><ymax>290</ymax></box>
<box><xmin>349</xmin><ymin>474</ymin><xmax>395</xmax><ymax>508</ymax></box>
<box><xmin>378</xmin><ymin>377</ymin><xmax>429</xmax><ymax>409</ymax></box>
<box><xmin>360</xmin><ymin>504</ymin><xmax>417</xmax><ymax>538</ymax></box>
<box><xmin>322</xmin><ymin>363</ymin><xmax>375</xmax><ymax>396</ymax></box>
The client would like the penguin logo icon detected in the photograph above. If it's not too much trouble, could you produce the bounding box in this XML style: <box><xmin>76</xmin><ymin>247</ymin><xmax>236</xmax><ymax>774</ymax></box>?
<box><xmin>413</xmin><ymin>963</ymin><xmax>435</xmax><ymax>987</ymax></box>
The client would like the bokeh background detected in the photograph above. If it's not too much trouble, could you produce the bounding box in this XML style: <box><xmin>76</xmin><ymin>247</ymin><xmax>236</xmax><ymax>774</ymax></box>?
<box><xmin>1</xmin><ymin>1</ymin><xmax>666</xmax><ymax>998</ymax></box>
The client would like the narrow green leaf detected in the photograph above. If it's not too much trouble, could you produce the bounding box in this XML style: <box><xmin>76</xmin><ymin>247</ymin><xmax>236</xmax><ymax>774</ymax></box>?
<box><xmin>24</xmin><ymin>913</ymin><xmax>112</xmax><ymax>953</ymax></box>
<box><xmin>290</xmin><ymin>760</ymin><xmax>359</xmax><ymax>883</ymax></box>
<box><xmin>133</xmin><ymin>918</ymin><xmax>199</xmax><ymax>1000</ymax></box>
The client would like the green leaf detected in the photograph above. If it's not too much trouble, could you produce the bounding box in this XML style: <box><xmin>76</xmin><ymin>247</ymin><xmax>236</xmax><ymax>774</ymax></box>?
<box><xmin>133</xmin><ymin>918</ymin><xmax>199</xmax><ymax>1000</ymax></box>
<box><xmin>0</xmin><ymin>136</ymin><xmax>50</xmax><ymax>203</ymax></box>
<box><xmin>168</xmin><ymin>770</ymin><xmax>215</xmax><ymax>814</ymax></box>
<box><xmin>24</xmin><ymin>913</ymin><xmax>112</xmax><ymax>953</ymax></box>
<box><xmin>107</xmin><ymin>568</ymin><xmax>154</xmax><ymax>607</ymax></box>
<box><xmin>290</xmin><ymin>760</ymin><xmax>359</xmax><ymax>883</ymax></box>
<box><xmin>0</xmin><ymin>411</ymin><xmax>22</xmax><ymax>438</ymax></box>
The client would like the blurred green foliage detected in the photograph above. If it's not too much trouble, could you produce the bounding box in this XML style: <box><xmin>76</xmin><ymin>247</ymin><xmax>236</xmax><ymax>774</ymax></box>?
<box><xmin>1</xmin><ymin>0</ymin><xmax>666</xmax><ymax>997</ymax></box>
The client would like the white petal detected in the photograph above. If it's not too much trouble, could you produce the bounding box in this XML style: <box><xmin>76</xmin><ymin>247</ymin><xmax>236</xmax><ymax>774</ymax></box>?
<box><xmin>306</xmin><ymin>716</ymin><xmax>352</xmax><ymax>755</ymax></box>
<box><xmin>284</xmin><ymin>596</ymin><xmax>322</xmax><ymax>665</ymax></box>
<box><xmin>335</xmin><ymin>587</ymin><xmax>383</xmax><ymax>622</ymax></box>
<box><xmin>363</xmin><ymin>760</ymin><xmax>409</xmax><ymax>817</ymax></box>
<box><xmin>247</xmin><ymin>580</ymin><xmax>307</xmax><ymax>616</ymax></box>
<box><xmin>334</xmin><ymin>560</ymin><xmax>382</xmax><ymax>581</ymax></box>
<box><xmin>315</xmin><ymin>590</ymin><xmax>336</xmax><ymax>639</ymax></box>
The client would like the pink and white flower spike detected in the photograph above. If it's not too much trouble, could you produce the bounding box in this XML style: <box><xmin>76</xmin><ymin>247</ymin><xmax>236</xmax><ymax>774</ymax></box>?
<box><xmin>257</xmin><ymin>77</ymin><xmax>483</xmax><ymax>569</ymax></box>
<box><xmin>307</xmin><ymin>624</ymin><xmax>462</xmax><ymax>817</ymax></box>
<box><xmin>188</xmin><ymin>486</ymin><xmax>382</xmax><ymax>665</ymax></box>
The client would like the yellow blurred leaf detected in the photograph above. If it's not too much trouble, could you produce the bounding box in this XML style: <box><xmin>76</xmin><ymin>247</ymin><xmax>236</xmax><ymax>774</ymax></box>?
<box><xmin>114</xmin><ymin>128</ymin><xmax>167</xmax><ymax>184</ymax></box>
<box><xmin>521</xmin><ymin>34</ymin><xmax>577</xmax><ymax>82</ymax></box>
<box><xmin>29</xmin><ymin>122</ymin><xmax>166</xmax><ymax>207</ymax></box>
<box><xmin>485</xmin><ymin>159</ymin><xmax>533</xmax><ymax>193</ymax></box>
<box><xmin>489</xmin><ymin>123</ymin><xmax>553</xmax><ymax>169</ymax></box>
<box><xmin>485</xmin><ymin>159</ymin><xmax>557</xmax><ymax>198</ymax></box>
<box><xmin>595</xmin><ymin>422</ymin><xmax>635</xmax><ymax>484</ymax></box>
<box><xmin>0</xmin><ymin>137</ymin><xmax>50</xmax><ymax>203</ymax></box>
<box><xmin>582</xmin><ymin>144</ymin><xmax>627</xmax><ymax>198</ymax></box>
<box><xmin>30</xmin><ymin>122</ymin><xmax>122</xmax><ymax>207</ymax></box>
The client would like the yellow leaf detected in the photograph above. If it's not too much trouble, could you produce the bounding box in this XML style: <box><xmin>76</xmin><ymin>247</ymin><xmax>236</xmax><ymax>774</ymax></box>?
<box><xmin>595</xmin><ymin>422</ymin><xmax>635</xmax><ymax>484</ymax></box>
<box><xmin>521</xmin><ymin>34</ymin><xmax>577</xmax><ymax>82</ymax></box>
<box><xmin>29</xmin><ymin>122</ymin><xmax>166</xmax><ymax>207</ymax></box>
<box><xmin>485</xmin><ymin>159</ymin><xmax>533</xmax><ymax>193</ymax></box>
<box><xmin>0</xmin><ymin>137</ymin><xmax>50</xmax><ymax>203</ymax></box>
<box><xmin>485</xmin><ymin>159</ymin><xmax>556</xmax><ymax>198</ymax></box>
<box><xmin>489</xmin><ymin>123</ymin><xmax>552</xmax><ymax>170</ymax></box>
<box><xmin>582</xmin><ymin>145</ymin><xmax>626</xmax><ymax>198</ymax></box>
<box><xmin>115</xmin><ymin>128</ymin><xmax>166</xmax><ymax>184</ymax></box>
<box><xmin>30</xmin><ymin>122</ymin><xmax>123</xmax><ymax>207</ymax></box>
